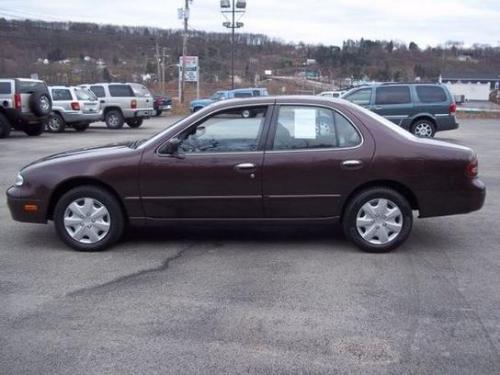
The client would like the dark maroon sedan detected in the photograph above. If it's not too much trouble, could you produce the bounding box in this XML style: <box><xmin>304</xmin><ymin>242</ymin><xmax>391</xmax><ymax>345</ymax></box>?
<box><xmin>6</xmin><ymin>96</ymin><xmax>485</xmax><ymax>252</ymax></box>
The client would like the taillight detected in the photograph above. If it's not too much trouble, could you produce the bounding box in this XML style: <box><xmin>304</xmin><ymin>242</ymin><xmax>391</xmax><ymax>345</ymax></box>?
<box><xmin>465</xmin><ymin>158</ymin><xmax>478</xmax><ymax>178</ymax></box>
<box><xmin>449</xmin><ymin>102</ymin><xmax>457</xmax><ymax>115</ymax></box>
<box><xmin>14</xmin><ymin>94</ymin><xmax>21</xmax><ymax>110</ymax></box>
<box><xmin>131</xmin><ymin>99</ymin><xmax>137</xmax><ymax>109</ymax></box>
<box><xmin>71</xmin><ymin>102</ymin><xmax>80</xmax><ymax>110</ymax></box>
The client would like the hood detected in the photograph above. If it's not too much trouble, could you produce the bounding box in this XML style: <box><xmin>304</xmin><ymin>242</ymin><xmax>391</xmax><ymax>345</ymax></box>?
<box><xmin>190</xmin><ymin>98</ymin><xmax>214</xmax><ymax>107</ymax></box>
<box><xmin>22</xmin><ymin>142</ymin><xmax>134</xmax><ymax>171</ymax></box>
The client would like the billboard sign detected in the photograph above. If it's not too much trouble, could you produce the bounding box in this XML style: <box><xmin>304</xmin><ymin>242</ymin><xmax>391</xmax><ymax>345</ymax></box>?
<box><xmin>179</xmin><ymin>56</ymin><xmax>199</xmax><ymax>82</ymax></box>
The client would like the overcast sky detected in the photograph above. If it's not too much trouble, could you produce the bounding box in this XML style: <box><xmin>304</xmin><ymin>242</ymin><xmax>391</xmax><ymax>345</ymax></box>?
<box><xmin>1</xmin><ymin>0</ymin><xmax>499</xmax><ymax>47</ymax></box>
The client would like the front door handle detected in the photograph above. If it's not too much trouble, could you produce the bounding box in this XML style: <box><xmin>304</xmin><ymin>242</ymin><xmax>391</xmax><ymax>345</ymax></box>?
<box><xmin>234</xmin><ymin>163</ymin><xmax>256</xmax><ymax>172</ymax></box>
<box><xmin>341</xmin><ymin>160</ymin><xmax>363</xmax><ymax>170</ymax></box>
<box><xmin>373</xmin><ymin>105</ymin><xmax>383</xmax><ymax>110</ymax></box>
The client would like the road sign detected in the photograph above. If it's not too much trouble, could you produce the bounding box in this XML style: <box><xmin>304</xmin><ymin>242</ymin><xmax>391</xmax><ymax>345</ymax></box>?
<box><xmin>179</xmin><ymin>56</ymin><xmax>199</xmax><ymax>82</ymax></box>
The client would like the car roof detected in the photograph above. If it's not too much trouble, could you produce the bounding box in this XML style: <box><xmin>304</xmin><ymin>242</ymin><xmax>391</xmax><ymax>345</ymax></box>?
<box><xmin>201</xmin><ymin>95</ymin><xmax>346</xmax><ymax>110</ymax></box>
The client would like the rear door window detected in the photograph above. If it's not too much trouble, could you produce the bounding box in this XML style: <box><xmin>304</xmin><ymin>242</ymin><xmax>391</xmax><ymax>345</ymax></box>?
<box><xmin>344</xmin><ymin>88</ymin><xmax>372</xmax><ymax>106</ymax></box>
<box><xmin>416</xmin><ymin>86</ymin><xmax>447</xmax><ymax>103</ymax></box>
<box><xmin>272</xmin><ymin>106</ymin><xmax>361</xmax><ymax>150</ymax></box>
<box><xmin>51</xmin><ymin>89</ymin><xmax>72</xmax><ymax>101</ymax></box>
<box><xmin>0</xmin><ymin>82</ymin><xmax>11</xmax><ymax>94</ymax></box>
<box><xmin>90</xmin><ymin>85</ymin><xmax>106</xmax><ymax>98</ymax></box>
<box><xmin>375</xmin><ymin>86</ymin><xmax>411</xmax><ymax>105</ymax></box>
<box><xmin>109</xmin><ymin>85</ymin><xmax>134</xmax><ymax>97</ymax></box>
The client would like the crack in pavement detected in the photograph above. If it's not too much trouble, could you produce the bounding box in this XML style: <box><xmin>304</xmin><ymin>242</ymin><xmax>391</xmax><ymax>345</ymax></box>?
<box><xmin>65</xmin><ymin>242</ymin><xmax>197</xmax><ymax>298</ymax></box>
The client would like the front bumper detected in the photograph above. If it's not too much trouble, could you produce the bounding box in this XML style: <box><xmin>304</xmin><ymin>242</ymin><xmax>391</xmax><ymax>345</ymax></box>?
<box><xmin>6</xmin><ymin>186</ymin><xmax>48</xmax><ymax>223</ymax></box>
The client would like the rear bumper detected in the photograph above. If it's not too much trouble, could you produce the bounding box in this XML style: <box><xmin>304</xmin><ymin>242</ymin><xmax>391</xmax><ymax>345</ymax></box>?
<box><xmin>6</xmin><ymin>186</ymin><xmax>47</xmax><ymax>223</ymax></box>
<box><xmin>62</xmin><ymin>112</ymin><xmax>102</xmax><ymax>124</ymax></box>
<box><xmin>435</xmin><ymin>115</ymin><xmax>459</xmax><ymax>132</ymax></box>
<box><xmin>5</xmin><ymin>110</ymin><xmax>47</xmax><ymax>125</ymax></box>
<box><xmin>418</xmin><ymin>178</ymin><xmax>486</xmax><ymax>218</ymax></box>
<box><xmin>123</xmin><ymin>109</ymin><xmax>153</xmax><ymax>119</ymax></box>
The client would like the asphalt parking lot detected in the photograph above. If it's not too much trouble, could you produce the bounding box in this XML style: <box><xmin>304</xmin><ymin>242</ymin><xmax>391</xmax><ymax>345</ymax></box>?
<box><xmin>1</xmin><ymin>116</ymin><xmax>500</xmax><ymax>374</ymax></box>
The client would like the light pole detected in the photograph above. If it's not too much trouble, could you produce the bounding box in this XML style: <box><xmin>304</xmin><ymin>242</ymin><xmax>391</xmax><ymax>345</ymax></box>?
<box><xmin>220</xmin><ymin>0</ymin><xmax>246</xmax><ymax>90</ymax></box>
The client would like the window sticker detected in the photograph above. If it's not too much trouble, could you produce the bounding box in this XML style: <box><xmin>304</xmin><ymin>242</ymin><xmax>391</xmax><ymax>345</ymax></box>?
<box><xmin>294</xmin><ymin>108</ymin><xmax>317</xmax><ymax>139</ymax></box>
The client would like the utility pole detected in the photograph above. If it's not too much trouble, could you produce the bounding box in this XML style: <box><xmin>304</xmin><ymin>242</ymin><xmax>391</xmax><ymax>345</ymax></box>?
<box><xmin>180</xmin><ymin>0</ymin><xmax>190</xmax><ymax>104</ymax></box>
<box><xmin>161</xmin><ymin>47</ymin><xmax>168</xmax><ymax>95</ymax></box>
<box><xmin>155</xmin><ymin>35</ymin><xmax>161</xmax><ymax>90</ymax></box>
<box><xmin>221</xmin><ymin>0</ymin><xmax>247</xmax><ymax>90</ymax></box>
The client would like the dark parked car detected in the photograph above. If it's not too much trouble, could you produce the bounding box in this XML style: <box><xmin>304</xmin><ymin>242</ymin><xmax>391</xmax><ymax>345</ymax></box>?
<box><xmin>6</xmin><ymin>96</ymin><xmax>485</xmax><ymax>252</ymax></box>
<box><xmin>342</xmin><ymin>83</ymin><xmax>458</xmax><ymax>137</ymax></box>
<box><xmin>153</xmin><ymin>95</ymin><xmax>172</xmax><ymax>116</ymax></box>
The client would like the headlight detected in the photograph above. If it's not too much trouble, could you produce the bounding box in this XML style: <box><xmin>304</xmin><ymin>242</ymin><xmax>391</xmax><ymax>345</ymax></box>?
<box><xmin>15</xmin><ymin>173</ymin><xmax>24</xmax><ymax>187</ymax></box>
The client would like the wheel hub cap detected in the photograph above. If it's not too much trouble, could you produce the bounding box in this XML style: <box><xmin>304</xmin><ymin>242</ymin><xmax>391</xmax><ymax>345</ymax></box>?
<box><xmin>64</xmin><ymin>198</ymin><xmax>111</xmax><ymax>244</ymax></box>
<box><xmin>356</xmin><ymin>198</ymin><xmax>403</xmax><ymax>245</ymax></box>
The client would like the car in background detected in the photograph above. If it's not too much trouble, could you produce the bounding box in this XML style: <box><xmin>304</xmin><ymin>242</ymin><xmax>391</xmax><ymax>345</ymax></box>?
<box><xmin>318</xmin><ymin>91</ymin><xmax>345</xmax><ymax>98</ymax></box>
<box><xmin>80</xmin><ymin>83</ymin><xmax>153</xmax><ymax>129</ymax></box>
<box><xmin>7</xmin><ymin>96</ymin><xmax>485</xmax><ymax>253</ymax></box>
<box><xmin>46</xmin><ymin>86</ymin><xmax>101</xmax><ymax>133</ymax></box>
<box><xmin>341</xmin><ymin>83</ymin><xmax>458</xmax><ymax>137</ymax></box>
<box><xmin>0</xmin><ymin>78</ymin><xmax>52</xmax><ymax>138</ymax></box>
<box><xmin>153</xmin><ymin>95</ymin><xmax>172</xmax><ymax>116</ymax></box>
<box><xmin>190</xmin><ymin>87</ymin><xmax>269</xmax><ymax>112</ymax></box>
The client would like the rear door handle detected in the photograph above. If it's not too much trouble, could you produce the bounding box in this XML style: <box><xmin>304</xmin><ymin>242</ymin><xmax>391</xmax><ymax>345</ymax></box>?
<box><xmin>234</xmin><ymin>163</ymin><xmax>256</xmax><ymax>172</ymax></box>
<box><xmin>341</xmin><ymin>160</ymin><xmax>363</xmax><ymax>170</ymax></box>
<box><xmin>373</xmin><ymin>105</ymin><xmax>383</xmax><ymax>110</ymax></box>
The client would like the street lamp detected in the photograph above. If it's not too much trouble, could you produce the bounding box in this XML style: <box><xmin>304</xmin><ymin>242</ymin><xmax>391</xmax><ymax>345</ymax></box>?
<box><xmin>220</xmin><ymin>0</ymin><xmax>247</xmax><ymax>89</ymax></box>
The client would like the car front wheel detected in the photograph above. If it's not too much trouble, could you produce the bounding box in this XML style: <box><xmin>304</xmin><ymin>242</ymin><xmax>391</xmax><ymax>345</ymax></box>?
<box><xmin>342</xmin><ymin>187</ymin><xmax>413</xmax><ymax>252</ymax></box>
<box><xmin>54</xmin><ymin>186</ymin><xmax>124</xmax><ymax>251</ymax></box>
<box><xmin>46</xmin><ymin>113</ymin><xmax>66</xmax><ymax>133</ymax></box>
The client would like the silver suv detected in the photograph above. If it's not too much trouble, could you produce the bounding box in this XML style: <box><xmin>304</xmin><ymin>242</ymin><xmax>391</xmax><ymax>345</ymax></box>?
<box><xmin>46</xmin><ymin>86</ymin><xmax>101</xmax><ymax>133</ymax></box>
<box><xmin>80</xmin><ymin>83</ymin><xmax>153</xmax><ymax>129</ymax></box>
<box><xmin>0</xmin><ymin>78</ymin><xmax>52</xmax><ymax>138</ymax></box>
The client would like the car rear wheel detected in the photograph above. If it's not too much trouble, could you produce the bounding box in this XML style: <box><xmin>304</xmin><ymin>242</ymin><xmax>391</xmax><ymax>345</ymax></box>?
<box><xmin>46</xmin><ymin>113</ymin><xmax>66</xmax><ymax>133</ymax></box>
<box><xmin>126</xmin><ymin>118</ymin><xmax>143</xmax><ymax>128</ymax></box>
<box><xmin>72</xmin><ymin>123</ymin><xmax>89</xmax><ymax>132</ymax></box>
<box><xmin>342</xmin><ymin>187</ymin><xmax>413</xmax><ymax>252</ymax></box>
<box><xmin>105</xmin><ymin>110</ymin><xmax>124</xmax><ymax>129</ymax></box>
<box><xmin>411</xmin><ymin>120</ymin><xmax>435</xmax><ymax>138</ymax></box>
<box><xmin>54</xmin><ymin>186</ymin><xmax>124</xmax><ymax>251</ymax></box>
<box><xmin>24</xmin><ymin>123</ymin><xmax>44</xmax><ymax>136</ymax></box>
<box><xmin>0</xmin><ymin>112</ymin><xmax>12</xmax><ymax>138</ymax></box>
<box><xmin>154</xmin><ymin>110</ymin><xmax>162</xmax><ymax>117</ymax></box>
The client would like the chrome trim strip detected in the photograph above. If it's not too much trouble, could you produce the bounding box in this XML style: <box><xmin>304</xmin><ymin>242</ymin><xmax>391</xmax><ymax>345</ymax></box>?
<box><xmin>266</xmin><ymin>194</ymin><xmax>341</xmax><ymax>199</ymax></box>
<box><xmin>130</xmin><ymin>216</ymin><xmax>340</xmax><ymax>222</ymax></box>
<box><xmin>142</xmin><ymin>195</ymin><xmax>261</xmax><ymax>200</ymax></box>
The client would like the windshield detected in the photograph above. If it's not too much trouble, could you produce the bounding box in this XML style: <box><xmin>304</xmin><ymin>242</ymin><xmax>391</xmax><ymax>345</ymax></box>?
<box><xmin>74</xmin><ymin>87</ymin><xmax>96</xmax><ymax>101</ymax></box>
<box><xmin>210</xmin><ymin>91</ymin><xmax>226</xmax><ymax>101</ymax></box>
<box><xmin>135</xmin><ymin>116</ymin><xmax>189</xmax><ymax>149</ymax></box>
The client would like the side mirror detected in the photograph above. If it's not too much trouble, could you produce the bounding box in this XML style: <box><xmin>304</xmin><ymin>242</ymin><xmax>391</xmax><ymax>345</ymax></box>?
<box><xmin>162</xmin><ymin>138</ymin><xmax>184</xmax><ymax>158</ymax></box>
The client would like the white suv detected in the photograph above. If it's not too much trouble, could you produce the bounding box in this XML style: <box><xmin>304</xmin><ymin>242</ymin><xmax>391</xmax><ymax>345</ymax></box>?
<box><xmin>46</xmin><ymin>86</ymin><xmax>101</xmax><ymax>133</ymax></box>
<box><xmin>80</xmin><ymin>83</ymin><xmax>154</xmax><ymax>129</ymax></box>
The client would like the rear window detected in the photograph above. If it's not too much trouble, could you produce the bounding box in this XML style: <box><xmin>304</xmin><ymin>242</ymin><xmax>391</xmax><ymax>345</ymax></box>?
<box><xmin>51</xmin><ymin>89</ymin><xmax>72</xmax><ymax>101</ymax></box>
<box><xmin>74</xmin><ymin>88</ymin><xmax>96</xmax><ymax>101</ymax></box>
<box><xmin>416</xmin><ymin>86</ymin><xmax>447</xmax><ymax>103</ymax></box>
<box><xmin>131</xmin><ymin>85</ymin><xmax>151</xmax><ymax>97</ymax></box>
<box><xmin>375</xmin><ymin>86</ymin><xmax>411</xmax><ymax>105</ymax></box>
<box><xmin>0</xmin><ymin>82</ymin><xmax>11</xmax><ymax>94</ymax></box>
<box><xmin>90</xmin><ymin>85</ymin><xmax>106</xmax><ymax>98</ymax></box>
<box><xmin>109</xmin><ymin>85</ymin><xmax>134</xmax><ymax>97</ymax></box>
<box><xmin>18</xmin><ymin>81</ymin><xmax>47</xmax><ymax>94</ymax></box>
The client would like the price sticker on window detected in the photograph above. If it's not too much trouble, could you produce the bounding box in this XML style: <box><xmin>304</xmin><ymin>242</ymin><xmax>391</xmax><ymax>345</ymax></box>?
<box><xmin>293</xmin><ymin>108</ymin><xmax>317</xmax><ymax>139</ymax></box>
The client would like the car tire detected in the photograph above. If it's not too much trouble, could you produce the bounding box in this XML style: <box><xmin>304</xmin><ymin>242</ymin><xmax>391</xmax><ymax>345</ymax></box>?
<box><xmin>342</xmin><ymin>187</ymin><xmax>413</xmax><ymax>253</ymax></box>
<box><xmin>29</xmin><ymin>91</ymin><xmax>52</xmax><ymax>117</ymax></box>
<box><xmin>24</xmin><ymin>123</ymin><xmax>44</xmax><ymax>137</ymax></box>
<box><xmin>73</xmin><ymin>123</ymin><xmax>89</xmax><ymax>132</ymax></box>
<box><xmin>126</xmin><ymin>118</ymin><xmax>143</xmax><ymax>128</ymax></box>
<box><xmin>46</xmin><ymin>113</ymin><xmax>66</xmax><ymax>133</ymax></box>
<box><xmin>105</xmin><ymin>110</ymin><xmax>124</xmax><ymax>129</ymax></box>
<box><xmin>155</xmin><ymin>110</ymin><xmax>162</xmax><ymax>117</ymax></box>
<box><xmin>0</xmin><ymin>112</ymin><xmax>12</xmax><ymax>138</ymax></box>
<box><xmin>193</xmin><ymin>107</ymin><xmax>202</xmax><ymax>112</ymax></box>
<box><xmin>411</xmin><ymin>120</ymin><xmax>435</xmax><ymax>138</ymax></box>
<box><xmin>54</xmin><ymin>185</ymin><xmax>125</xmax><ymax>252</ymax></box>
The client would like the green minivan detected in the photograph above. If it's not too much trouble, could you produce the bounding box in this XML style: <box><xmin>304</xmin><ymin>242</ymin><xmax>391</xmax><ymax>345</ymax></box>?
<box><xmin>342</xmin><ymin>83</ymin><xmax>458</xmax><ymax>137</ymax></box>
